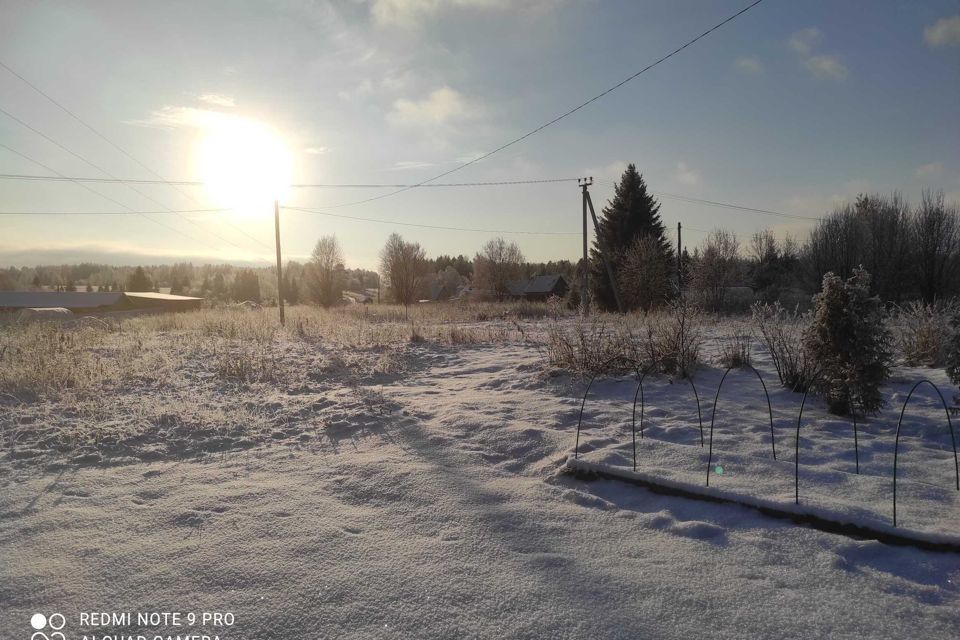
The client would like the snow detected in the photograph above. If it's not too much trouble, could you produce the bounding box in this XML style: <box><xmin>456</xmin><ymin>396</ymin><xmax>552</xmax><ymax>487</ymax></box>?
<box><xmin>2</xmin><ymin>329</ymin><xmax>959</xmax><ymax>639</ymax></box>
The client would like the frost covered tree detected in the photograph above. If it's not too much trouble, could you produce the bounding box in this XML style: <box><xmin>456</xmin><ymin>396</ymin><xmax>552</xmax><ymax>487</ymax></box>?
<box><xmin>306</xmin><ymin>235</ymin><xmax>345</xmax><ymax>308</ymax></box>
<box><xmin>802</xmin><ymin>267</ymin><xmax>893</xmax><ymax>415</ymax></box>
<box><xmin>380</xmin><ymin>233</ymin><xmax>428</xmax><ymax>307</ymax></box>
<box><xmin>619</xmin><ymin>235</ymin><xmax>672</xmax><ymax>312</ymax></box>
<box><xmin>590</xmin><ymin>164</ymin><xmax>671</xmax><ymax>311</ymax></box>
<box><xmin>473</xmin><ymin>237</ymin><xmax>524</xmax><ymax>301</ymax></box>
<box><xmin>912</xmin><ymin>190</ymin><xmax>960</xmax><ymax>302</ymax></box>
<box><xmin>691</xmin><ymin>229</ymin><xmax>740</xmax><ymax>313</ymax></box>
<box><xmin>946</xmin><ymin>312</ymin><xmax>960</xmax><ymax>398</ymax></box>
<box><xmin>125</xmin><ymin>266</ymin><xmax>152</xmax><ymax>292</ymax></box>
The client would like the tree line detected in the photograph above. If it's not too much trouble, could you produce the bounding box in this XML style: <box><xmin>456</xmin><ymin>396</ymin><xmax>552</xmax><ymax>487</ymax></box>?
<box><xmin>3</xmin><ymin>164</ymin><xmax>956</xmax><ymax>310</ymax></box>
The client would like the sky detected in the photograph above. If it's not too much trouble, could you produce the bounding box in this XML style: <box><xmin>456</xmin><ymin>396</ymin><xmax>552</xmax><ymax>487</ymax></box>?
<box><xmin>0</xmin><ymin>0</ymin><xmax>958</xmax><ymax>270</ymax></box>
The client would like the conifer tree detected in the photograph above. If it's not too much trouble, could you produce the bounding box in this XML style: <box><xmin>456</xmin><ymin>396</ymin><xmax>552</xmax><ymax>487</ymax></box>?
<box><xmin>590</xmin><ymin>164</ymin><xmax>672</xmax><ymax>311</ymax></box>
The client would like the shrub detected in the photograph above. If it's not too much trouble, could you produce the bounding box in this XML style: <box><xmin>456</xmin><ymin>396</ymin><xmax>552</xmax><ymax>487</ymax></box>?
<box><xmin>893</xmin><ymin>300</ymin><xmax>957</xmax><ymax>366</ymax></box>
<box><xmin>644</xmin><ymin>295</ymin><xmax>704</xmax><ymax>378</ymax></box>
<box><xmin>544</xmin><ymin>315</ymin><xmax>640</xmax><ymax>376</ymax></box>
<box><xmin>946</xmin><ymin>311</ymin><xmax>960</xmax><ymax>396</ymax></box>
<box><xmin>802</xmin><ymin>268</ymin><xmax>893</xmax><ymax>415</ymax></box>
<box><xmin>751</xmin><ymin>302</ymin><xmax>816</xmax><ymax>391</ymax></box>
<box><xmin>717</xmin><ymin>329</ymin><xmax>752</xmax><ymax>369</ymax></box>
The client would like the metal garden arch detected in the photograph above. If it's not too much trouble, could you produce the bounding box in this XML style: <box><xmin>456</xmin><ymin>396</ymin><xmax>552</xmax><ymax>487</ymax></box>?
<box><xmin>706</xmin><ymin>365</ymin><xmax>776</xmax><ymax>487</ymax></box>
<box><xmin>630</xmin><ymin>362</ymin><xmax>704</xmax><ymax>447</ymax></box>
<box><xmin>574</xmin><ymin>355</ymin><xmax>644</xmax><ymax>470</ymax></box>
<box><xmin>793</xmin><ymin>374</ymin><xmax>861</xmax><ymax>504</ymax></box>
<box><xmin>892</xmin><ymin>379</ymin><xmax>959</xmax><ymax>526</ymax></box>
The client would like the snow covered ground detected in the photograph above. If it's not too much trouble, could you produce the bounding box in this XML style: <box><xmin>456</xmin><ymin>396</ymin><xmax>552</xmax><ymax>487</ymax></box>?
<box><xmin>2</xmin><ymin>328</ymin><xmax>959</xmax><ymax>639</ymax></box>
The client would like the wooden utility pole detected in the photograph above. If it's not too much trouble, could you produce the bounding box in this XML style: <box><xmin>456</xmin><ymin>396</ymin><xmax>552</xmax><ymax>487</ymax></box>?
<box><xmin>677</xmin><ymin>221</ymin><xmax>682</xmax><ymax>293</ymax></box>
<box><xmin>274</xmin><ymin>199</ymin><xmax>285</xmax><ymax>326</ymax></box>
<box><xmin>580</xmin><ymin>177</ymin><xmax>590</xmax><ymax>315</ymax></box>
<box><xmin>581</xmin><ymin>177</ymin><xmax>624</xmax><ymax>314</ymax></box>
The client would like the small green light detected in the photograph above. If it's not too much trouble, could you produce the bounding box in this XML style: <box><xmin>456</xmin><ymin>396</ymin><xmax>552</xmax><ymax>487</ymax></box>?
<box><xmin>715</xmin><ymin>465</ymin><xmax>724</xmax><ymax>475</ymax></box>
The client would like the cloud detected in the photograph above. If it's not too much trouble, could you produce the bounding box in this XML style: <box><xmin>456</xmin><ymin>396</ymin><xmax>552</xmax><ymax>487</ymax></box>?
<box><xmin>673</xmin><ymin>161</ymin><xmax>701</xmax><ymax>188</ymax></box>
<box><xmin>370</xmin><ymin>0</ymin><xmax>559</xmax><ymax>28</ymax></box>
<box><xmin>915</xmin><ymin>162</ymin><xmax>944</xmax><ymax>180</ymax></box>
<box><xmin>304</xmin><ymin>146</ymin><xmax>329</xmax><ymax>155</ymax></box>
<box><xmin>391</xmin><ymin>160</ymin><xmax>435</xmax><ymax>170</ymax></box>
<box><xmin>198</xmin><ymin>93</ymin><xmax>235</xmax><ymax>108</ymax></box>
<box><xmin>124</xmin><ymin>106</ymin><xmax>226</xmax><ymax>130</ymax></box>
<box><xmin>733</xmin><ymin>56</ymin><xmax>763</xmax><ymax>75</ymax></box>
<box><xmin>804</xmin><ymin>54</ymin><xmax>848</xmax><ymax>80</ymax></box>
<box><xmin>387</xmin><ymin>86</ymin><xmax>482</xmax><ymax>129</ymax></box>
<box><xmin>924</xmin><ymin>15</ymin><xmax>960</xmax><ymax>47</ymax></box>
<box><xmin>788</xmin><ymin>28</ymin><xmax>847</xmax><ymax>81</ymax></box>
<box><xmin>789</xmin><ymin>27</ymin><xmax>821</xmax><ymax>55</ymax></box>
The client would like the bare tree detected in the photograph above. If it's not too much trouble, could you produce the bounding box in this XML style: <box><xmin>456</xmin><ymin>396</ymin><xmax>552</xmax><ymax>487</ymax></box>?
<box><xmin>306</xmin><ymin>235</ymin><xmax>345</xmax><ymax>308</ymax></box>
<box><xmin>380</xmin><ymin>233</ymin><xmax>428</xmax><ymax>307</ymax></box>
<box><xmin>619</xmin><ymin>235</ymin><xmax>672</xmax><ymax>312</ymax></box>
<box><xmin>692</xmin><ymin>229</ymin><xmax>740</xmax><ymax>312</ymax></box>
<box><xmin>473</xmin><ymin>237</ymin><xmax>524</xmax><ymax>301</ymax></box>
<box><xmin>912</xmin><ymin>189</ymin><xmax>960</xmax><ymax>301</ymax></box>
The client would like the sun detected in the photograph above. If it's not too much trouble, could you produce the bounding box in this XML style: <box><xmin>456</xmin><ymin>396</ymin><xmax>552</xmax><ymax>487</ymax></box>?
<box><xmin>196</xmin><ymin>116</ymin><xmax>292</xmax><ymax>216</ymax></box>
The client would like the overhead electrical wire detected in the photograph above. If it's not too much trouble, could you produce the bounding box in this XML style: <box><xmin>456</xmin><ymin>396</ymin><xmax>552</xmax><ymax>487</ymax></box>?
<box><xmin>281</xmin><ymin>205</ymin><xmax>580</xmax><ymax>236</ymax></box>
<box><xmin>0</xmin><ymin>1</ymin><xmax>778</xmax><ymax>243</ymax></box>
<box><xmin>0</xmin><ymin>104</ymin><xmax>272</xmax><ymax>262</ymax></box>
<box><xmin>0</xmin><ymin>142</ymin><xmax>212</xmax><ymax>242</ymax></box>
<box><xmin>285</xmin><ymin>0</ymin><xmax>768</xmax><ymax>213</ymax></box>
<box><xmin>0</xmin><ymin>172</ymin><xmax>579</xmax><ymax>189</ymax></box>
<box><xmin>0</xmin><ymin>59</ymin><xmax>274</xmax><ymax>253</ymax></box>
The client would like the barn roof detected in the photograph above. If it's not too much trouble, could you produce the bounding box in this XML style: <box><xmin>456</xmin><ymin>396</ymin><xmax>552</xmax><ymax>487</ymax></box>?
<box><xmin>0</xmin><ymin>291</ymin><xmax>203</xmax><ymax>309</ymax></box>
<box><xmin>0</xmin><ymin>291</ymin><xmax>123</xmax><ymax>309</ymax></box>
<box><xmin>123</xmin><ymin>292</ymin><xmax>203</xmax><ymax>301</ymax></box>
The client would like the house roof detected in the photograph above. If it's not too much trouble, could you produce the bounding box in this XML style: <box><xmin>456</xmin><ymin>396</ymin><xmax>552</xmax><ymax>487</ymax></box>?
<box><xmin>524</xmin><ymin>274</ymin><xmax>566</xmax><ymax>294</ymax></box>
<box><xmin>507</xmin><ymin>274</ymin><xmax>568</xmax><ymax>296</ymax></box>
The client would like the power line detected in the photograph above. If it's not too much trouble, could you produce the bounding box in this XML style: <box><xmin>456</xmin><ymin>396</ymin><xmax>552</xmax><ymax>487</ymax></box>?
<box><xmin>0</xmin><ymin>142</ymin><xmax>208</xmax><ymax>241</ymax></box>
<box><xmin>0</xmin><ymin>208</ymin><xmax>230</xmax><ymax>215</ymax></box>
<box><xmin>0</xmin><ymin>59</ymin><xmax>275</xmax><ymax>253</ymax></box>
<box><xmin>599</xmin><ymin>180</ymin><xmax>820</xmax><ymax>222</ymax></box>
<box><xmin>281</xmin><ymin>205</ymin><xmax>580</xmax><ymax>237</ymax></box>
<box><xmin>290</xmin><ymin>0</ymin><xmax>768</xmax><ymax>213</ymax></box>
<box><xmin>0</xmin><ymin>172</ymin><xmax>579</xmax><ymax>188</ymax></box>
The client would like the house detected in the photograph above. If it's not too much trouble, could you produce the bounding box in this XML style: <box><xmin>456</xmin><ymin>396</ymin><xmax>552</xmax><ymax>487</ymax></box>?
<box><xmin>507</xmin><ymin>274</ymin><xmax>569</xmax><ymax>301</ymax></box>
<box><xmin>0</xmin><ymin>291</ymin><xmax>204</xmax><ymax>315</ymax></box>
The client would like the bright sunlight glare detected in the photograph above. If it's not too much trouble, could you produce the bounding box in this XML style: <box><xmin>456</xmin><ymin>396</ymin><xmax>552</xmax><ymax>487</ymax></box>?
<box><xmin>196</xmin><ymin>116</ymin><xmax>292</xmax><ymax>217</ymax></box>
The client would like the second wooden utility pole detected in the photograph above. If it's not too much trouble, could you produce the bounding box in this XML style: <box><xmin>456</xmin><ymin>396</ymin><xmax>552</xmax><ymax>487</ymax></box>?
<box><xmin>677</xmin><ymin>221</ymin><xmax>682</xmax><ymax>293</ymax></box>
<box><xmin>580</xmin><ymin>177</ymin><xmax>590</xmax><ymax>315</ymax></box>
<box><xmin>580</xmin><ymin>177</ymin><xmax>624</xmax><ymax>314</ymax></box>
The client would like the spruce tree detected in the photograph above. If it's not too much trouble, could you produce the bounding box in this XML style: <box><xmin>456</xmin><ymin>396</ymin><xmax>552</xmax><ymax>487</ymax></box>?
<box><xmin>590</xmin><ymin>164</ymin><xmax>672</xmax><ymax>311</ymax></box>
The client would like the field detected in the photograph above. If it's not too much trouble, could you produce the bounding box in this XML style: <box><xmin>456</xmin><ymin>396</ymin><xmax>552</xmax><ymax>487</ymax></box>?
<box><xmin>2</xmin><ymin>303</ymin><xmax>959</xmax><ymax>639</ymax></box>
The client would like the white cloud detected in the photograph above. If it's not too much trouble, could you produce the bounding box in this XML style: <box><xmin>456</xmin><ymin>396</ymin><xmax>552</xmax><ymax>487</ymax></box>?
<box><xmin>788</xmin><ymin>28</ymin><xmax>847</xmax><ymax>80</ymax></box>
<box><xmin>789</xmin><ymin>28</ymin><xmax>821</xmax><ymax>55</ymax></box>
<box><xmin>371</xmin><ymin>0</ymin><xmax>559</xmax><ymax>28</ymax></box>
<box><xmin>924</xmin><ymin>15</ymin><xmax>960</xmax><ymax>47</ymax></box>
<box><xmin>387</xmin><ymin>86</ymin><xmax>482</xmax><ymax>129</ymax></box>
<box><xmin>804</xmin><ymin>54</ymin><xmax>848</xmax><ymax>80</ymax></box>
<box><xmin>391</xmin><ymin>160</ymin><xmax>435</xmax><ymax>170</ymax></box>
<box><xmin>733</xmin><ymin>56</ymin><xmax>763</xmax><ymax>75</ymax></box>
<box><xmin>916</xmin><ymin>162</ymin><xmax>944</xmax><ymax>180</ymax></box>
<box><xmin>304</xmin><ymin>146</ymin><xmax>329</xmax><ymax>155</ymax></box>
<box><xmin>198</xmin><ymin>93</ymin><xmax>235</xmax><ymax>108</ymax></box>
<box><xmin>124</xmin><ymin>106</ymin><xmax>227</xmax><ymax>130</ymax></box>
<box><xmin>673</xmin><ymin>161</ymin><xmax>701</xmax><ymax>188</ymax></box>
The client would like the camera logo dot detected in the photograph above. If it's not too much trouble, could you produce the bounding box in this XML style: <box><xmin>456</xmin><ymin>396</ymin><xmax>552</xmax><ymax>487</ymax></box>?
<box><xmin>29</xmin><ymin>613</ymin><xmax>65</xmax><ymax>631</ymax></box>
